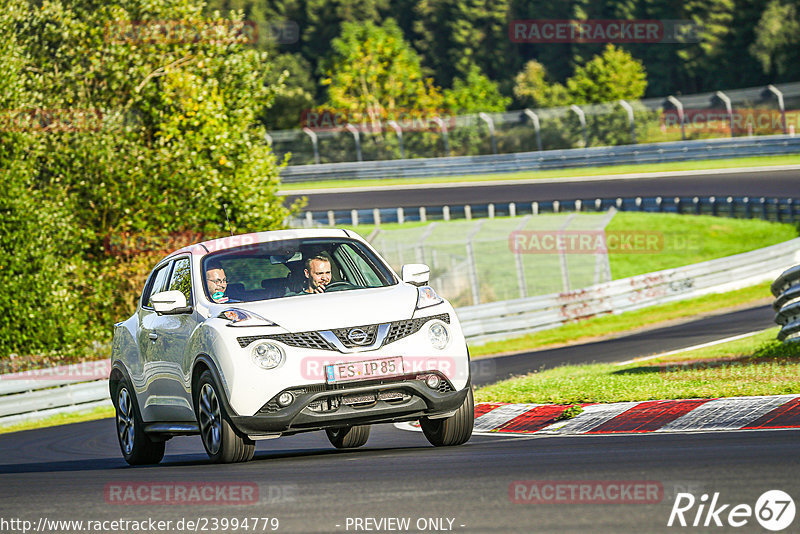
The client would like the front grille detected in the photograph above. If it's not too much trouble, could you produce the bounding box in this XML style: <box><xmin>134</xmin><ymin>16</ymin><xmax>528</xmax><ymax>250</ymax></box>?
<box><xmin>330</xmin><ymin>324</ymin><xmax>379</xmax><ymax>348</ymax></box>
<box><xmin>384</xmin><ymin>313</ymin><xmax>450</xmax><ymax>345</ymax></box>
<box><xmin>239</xmin><ymin>313</ymin><xmax>450</xmax><ymax>351</ymax></box>
<box><xmin>238</xmin><ymin>331</ymin><xmax>331</xmax><ymax>350</ymax></box>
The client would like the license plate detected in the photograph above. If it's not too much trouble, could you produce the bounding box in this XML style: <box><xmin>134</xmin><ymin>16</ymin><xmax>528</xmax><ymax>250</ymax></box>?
<box><xmin>325</xmin><ymin>356</ymin><xmax>404</xmax><ymax>384</ymax></box>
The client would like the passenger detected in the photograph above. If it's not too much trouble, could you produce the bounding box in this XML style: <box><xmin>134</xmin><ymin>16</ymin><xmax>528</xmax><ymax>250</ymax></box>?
<box><xmin>205</xmin><ymin>261</ymin><xmax>230</xmax><ymax>303</ymax></box>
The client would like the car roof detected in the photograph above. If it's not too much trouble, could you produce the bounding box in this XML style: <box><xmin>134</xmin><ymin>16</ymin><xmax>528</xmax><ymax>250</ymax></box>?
<box><xmin>164</xmin><ymin>228</ymin><xmax>361</xmax><ymax>260</ymax></box>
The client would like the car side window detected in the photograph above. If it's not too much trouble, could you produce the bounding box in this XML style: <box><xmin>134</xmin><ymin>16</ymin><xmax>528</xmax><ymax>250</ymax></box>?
<box><xmin>168</xmin><ymin>257</ymin><xmax>192</xmax><ymax>304</ymax></box>
<box><xmin>144</xmin><ymin>263</ymin><xmax>172</xmax><ymax>309</ymax></box>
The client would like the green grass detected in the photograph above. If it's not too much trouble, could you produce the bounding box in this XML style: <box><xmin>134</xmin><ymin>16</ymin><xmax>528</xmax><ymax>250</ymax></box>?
<box><xmin>606</xmin><ymin>213</ymin><xmax>799</xmax><ymax>279</ymax></box>
<box><xmin>475</xmin><ymin>328</ymin><xmax>800</xmax><ymax>404</ymax></box>
<box><xmin>0</xmin><ymin>405</ymin><xmax>113</xmax><ymax>435</ymax></box>
<box><xmin>279</xmin><ymin>153</ymin><xmax>800</xmax><ymax>191</ymax></box>
<box><xmin>468</xmin><ymin>281</ymin><xmax>772</xmax><ymax>357</ymax></box>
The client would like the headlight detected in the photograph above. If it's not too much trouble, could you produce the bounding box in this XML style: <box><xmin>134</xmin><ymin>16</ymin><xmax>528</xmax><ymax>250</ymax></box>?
<box><xmin>428</xmin><ymin>322</ymin><xmax>449</xmax><ymax>350</ymax></box>
<box><xmin>218</xmin><ymin>308</ymin><xmax>277</xmax><ymax>327</ymax></box>
<box><xmin>251</xmin><ymin>342</ymin><xmax>285</xmax><ymax>369</ymax></box>
<box><xmin>416</xmin><ymin>286</ymin><xmax>443</xmax><ymax>309</ymax></box>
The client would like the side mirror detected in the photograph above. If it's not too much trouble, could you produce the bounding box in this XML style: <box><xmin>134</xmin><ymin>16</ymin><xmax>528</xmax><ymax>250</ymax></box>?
<box><xmin>401</xmin><ymin>264</ymin><xmax>430</xmax><ymax>287</ymax></box>
<box><xmin>151</xmin><ymin>290</ymin><xmax>192</xmax><ymax>315</ymax></box>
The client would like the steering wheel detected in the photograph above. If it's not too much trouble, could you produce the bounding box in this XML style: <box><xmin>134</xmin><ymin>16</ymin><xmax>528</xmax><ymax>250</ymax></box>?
<box><xmin>324</xmin><ymin>281</ymin><xmax>356</xmax><ymax>292</ymax></box>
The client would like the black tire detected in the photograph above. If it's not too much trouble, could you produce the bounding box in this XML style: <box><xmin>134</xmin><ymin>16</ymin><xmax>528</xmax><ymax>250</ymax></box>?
<box><xmin>420</xmin><ymin>387</ymin><xmax>474</xmax><ymax>447</ymax></box>
<box><xmin>195</xmin><ymin>371</ymin><xmax>255</xmax><ymax>463</ymax></box>
<box><xmin>326</xmin><ymin>425</ymin><xmax>371</xmax><ymax>448</ymax></box>
<box><xmin>114</xmin><ymin>380</ymin><xmax>165</xmax><ymax>465</ymax></box>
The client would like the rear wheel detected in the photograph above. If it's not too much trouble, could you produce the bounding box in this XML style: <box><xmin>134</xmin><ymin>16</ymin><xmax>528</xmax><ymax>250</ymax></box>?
<box><xmin>195</xmin><ymin>371</ymin><xmax>255</xmax><ymax>463</ymax></box>
<box><xmin>420</xmin><ymin>388</ymin><xmax>474</xmax><ymax>447</ymax></box>
<box><xmin>326</xmin><ymin>425</ymin><xmax>370</xmax><ymax>448</ymax></box>
<box><xmin>114</xmin><ymin>381</ymin><xmax>165</xmax><ymax>465</ymax></box>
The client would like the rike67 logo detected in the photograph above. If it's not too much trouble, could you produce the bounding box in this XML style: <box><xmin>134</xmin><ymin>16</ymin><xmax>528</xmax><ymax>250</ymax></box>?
<box><xmin>668</xmin><ymin>490</ymin><xmax>795</xmax><ymax>531</ymax></box>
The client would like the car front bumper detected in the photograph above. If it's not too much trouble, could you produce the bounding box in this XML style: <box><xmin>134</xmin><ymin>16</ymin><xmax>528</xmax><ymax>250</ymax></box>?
<box><xmin>230</xmin><ymin>373</ymin><xmax>470</xmax><ymax>437</ymax></box>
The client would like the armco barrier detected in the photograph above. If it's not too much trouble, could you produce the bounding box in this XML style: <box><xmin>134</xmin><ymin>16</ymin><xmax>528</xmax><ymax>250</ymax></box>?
<box><xmin>2</xmin><ymin>238</ymin><xmax>799</xmax><ymax>425</ymax></box>
<box><xmin>280</xmin><ymin>135</ymin><xmax>800</xmax><ymax>183</ymax></box>
<box><xmin>772</xmin><ymin>264</ymin><xmax>800</xmax><ymax>341</ymax></box>
<box><xmin>459</xmin><ymin>238</ymin><xmax>800</xmax><ymax>344</ymax></box>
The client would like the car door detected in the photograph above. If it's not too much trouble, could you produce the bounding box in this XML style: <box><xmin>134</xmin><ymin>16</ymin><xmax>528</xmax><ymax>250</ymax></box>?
<box><xmin>143</xmin><ymin>255</ymin><xmax>198</xmax><ymax>422</ymax></box>
<box><xmin>136</xmin><ymin>260</ymin><xmax>172</xmax><ymax>421</ymax></box>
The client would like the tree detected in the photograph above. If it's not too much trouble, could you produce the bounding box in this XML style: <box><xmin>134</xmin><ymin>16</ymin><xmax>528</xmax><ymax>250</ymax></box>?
<box><xmin>444</xmin><ymin>64</ymin><xmax>511</xmax><ymax>113</ymax></box>
<box><xmin>1</xmin><ymin>0</ymin><xmax>296</xmax><ymax>363</ymax></box>
<box><xmin>750</xmin><ymin>0</ymin><xmax>800</xmax><ymax>80</ymax></box>
<box><xmin>322</xmin><ymin>19</ymin><xmax>443</xmax><ymax>126</ymax></box>
<box><xmin>513</xmin><ymin>61</ymin><xmax>570</xmax><ymax>108</ymax></box>
<box><xmin>566</xmin><ymin>44</ymin><xmax>648</xmax><ymax>104</ymax></box>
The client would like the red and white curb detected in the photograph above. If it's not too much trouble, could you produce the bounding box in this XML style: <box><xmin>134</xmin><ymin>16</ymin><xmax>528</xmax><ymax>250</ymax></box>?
<box><xmin>395</xmin><ymin>395</ymin><xmax>800</xmax><ymax>435</ymax></box>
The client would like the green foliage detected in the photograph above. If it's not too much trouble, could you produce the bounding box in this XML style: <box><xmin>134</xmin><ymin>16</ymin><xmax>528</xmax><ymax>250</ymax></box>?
<box><xmin>0</xmin><ymin>0</ymin><xmax>296</xmax><ymax>362</ymax></box>
<box><xmin>322</xmin><ymin>18</ymin><xmax>443</xmax><ymax>125</ymax></box>
<box><xmin>444</xmin><ymin>64</ymin><xmax>511</xmax><ymax>114</ymax></box>
<box><xmin>750</xmin><ymin>0</ymin><xmax>800</xmax><ymax>79</ymax></box>
<box><xmin>566</xmin><ymin>45</ymin><xmax>647</xmax><ymax>104</ymax></box>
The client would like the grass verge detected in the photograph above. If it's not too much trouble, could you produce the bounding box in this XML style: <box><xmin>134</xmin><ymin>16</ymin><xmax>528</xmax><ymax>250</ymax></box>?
<box><xmin>468</xmin><ymin>281</ymin><xmax>772</xmax><ymax>358</ymax></box>
<box><xmin>0</xmin><ymin>405</ymin><xmax>113</xmax><ymax>435</ymax></box>
<box><xmin>279</xmin><ymin>153</ymin><xmax>800</xmax><ymax>192</ymax></box>
<box><xmin>474</xmin><ymin>328</ymin><xmax>800</xmax><ymax>404</ymax></box>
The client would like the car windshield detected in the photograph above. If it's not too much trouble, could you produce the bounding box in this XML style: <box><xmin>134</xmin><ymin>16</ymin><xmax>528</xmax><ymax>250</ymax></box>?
<box><xmin>201</xmin><ymin>238</ymin><xmax>396</xmax><ymax>303</ymax></box>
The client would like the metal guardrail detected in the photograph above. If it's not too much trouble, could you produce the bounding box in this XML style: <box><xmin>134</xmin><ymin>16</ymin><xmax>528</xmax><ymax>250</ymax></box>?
<box><xmin>280</xmin><ymin>135</ymin><xmax>800</xmax><ymax>183</ymax></box>
<box><xmin>297</xmin><ymin>195</ymin><xmax>800</xmax><ymax>228</ymax></box>
<box><xmin>2</xmin><ymin>238</ymin><xmax>799</xmax><ymax>425</ymax></box>
<box><xmin>460</xmin><ymin>238</ymin><xmax>800</xmax><ymax>344</ymax></box>
<box><xmin>772</xmin><ymin>265</ymin><xmax>800</xmax><ymax>341</ymax></box>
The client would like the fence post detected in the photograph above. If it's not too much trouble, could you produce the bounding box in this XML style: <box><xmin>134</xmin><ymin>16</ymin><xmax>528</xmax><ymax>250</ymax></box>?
<box><xmin>509</xmin><ymin>202</ymin><xmax>517</xmax><ymax>217</ymax></box>
<box><xmin>443</xmin><ymin>205</ymin><xmax>450</xmax><ymax>221</ymax></box>
<box><xmin>619</xmin><ymin>100</ymin><xmax>636</xmax><ymax>144</ymax></box>
<box><xmin>351</xmin><ymin>209</ymin><xmax>358</xmax><ymax>226</ymax></box>
<box><xmin>714</xmin><ymin>91</ymin><xmax>734</xmax><ymax>137</ymax></box>
<box><xmin>523</xmin><ymin>109</ymin><xmax>543</xmax><ymax>152</ymax></box>
<box><xmin>488</xmin><ymin>203</ymin><xmax>495</xmax><ymax>218</ymax></box>
<box><xmin>513</xmin><ymin>216</ymin><xmax>531</xmax><ymax>298</ymax></box>
<box><xmin>419</xmin><ymin>206</ymin><xmax>427</xmax><ymax>222</ymax></box>
<box><xmin>666</xmin><ymin>96</ymin><xmax>685</xmax><ymax>141</ymax></box>
<box><xmin>345</xmin><ymin>123</ymin><xmax>363</xmax><ymax>161</ymax></box>
<box><xmin>373</xmin><ymin>208</ymin><xmax>381</xmax><ymax>226</ymax></box>
<box><xmin>432</xmin><ymin>117</ymin><xmax>450</xmax><ymax>156</ymax></box>
<box><xmin>710</xmin><ymin>196</ymin><xmax>717</xmax><ymax>216</ymax></box>
<box><xmin>675</xmin><ymin>197</ymin><xmax>682</xmax><ymax>214</ymax></box>
<box><xmin>327</xmin><ymin>210</ymin><xmax>335</xmax><ymax>226</ymax></box>
<box><xmin>744</xmin><ymin>196</ymin><xmax>751</xmax><ymax>218</ymax></box>
<box><xmin>303</xmin><ymin>127</ymin><xmax>321</xmax><ymax>164</ymax></box>
<box><xmin>479</xmin><ymin>112</ymin><xmax>498</xmax><ymax>154</ymax></box>
<box><xmin>765</xmin><ymin>85</ymin><xmax>788</xmax><ymax>135</ymax></box>
<box><xmin>656</xmin><ymin>196</ymin><xmax>663</xmax><ymax>212</ymax></box>
<box><xmin>570</xmin><ymin>104</ymin><xmax>588</xmax><ymax>148</ymax></box>
<box><xmin>693</xmin><ymin>196</ymin><xmax>700</xmax><ymax>214</ymax></box>
<box><xmin>760</xmin><ymin>197</ymin><xmax>767</xmax><ymax>220</ymax></box>
<box><xmin>465</xmin><ymin>205</ymin><xmax>472</xmax><ymax>220</ymax></box>
<box><xmin>466</xmin><ymin>221</ymin><xmax>484</xmax><ymax>305</ymax></box>
<box><xmin>558</xmin><ymin>214</ymin><xmax>577</xmax><ymax>292</ymax></box>
<box><xmin>532</xmin><ymin>201</ymin><xmax>539</xmax><ymax>215</ymax></box>
<box><xmin>727</xmin><ymin>196</ymin><xmax>735</xmax><ymax>218</ymax></box>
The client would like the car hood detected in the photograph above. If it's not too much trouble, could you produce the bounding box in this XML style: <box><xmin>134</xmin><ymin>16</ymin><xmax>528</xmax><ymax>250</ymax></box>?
<box><xmin>214</xmin><ymin>284</ymin><xmax>420</xmax><ymax>332</ymax></box>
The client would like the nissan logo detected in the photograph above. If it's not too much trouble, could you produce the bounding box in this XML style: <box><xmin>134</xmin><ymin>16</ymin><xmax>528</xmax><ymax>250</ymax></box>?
<box><xmin>347</xmin><ymin>328</ymin><xmax>369</xmax><ymax>345</ymax></box>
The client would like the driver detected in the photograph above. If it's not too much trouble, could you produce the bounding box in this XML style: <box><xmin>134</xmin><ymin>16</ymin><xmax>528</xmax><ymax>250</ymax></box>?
<box><xmin>303</xmin><ymin>255</ymin><xmax>332</xmax><ymax>294</ymax></box>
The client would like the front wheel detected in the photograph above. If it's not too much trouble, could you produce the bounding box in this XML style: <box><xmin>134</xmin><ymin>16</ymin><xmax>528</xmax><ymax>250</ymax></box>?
<box><xmin>114</xmin><ymin>381</ymin><xmax>165</xmax><ymax>465</ymax></box>
<box><xmin>326</xmin><ymin>425</ymin><xmax>370</xmax><ymax>448</ymax></box>
<box><xmin>420</xmin><ymin>388</ymin><xmax>474</xmax><ymax>447</ymax></box>
<box><xmin>195</xmin><ymin>371</ymin><xmax>255</xmax><ymax>463</ymax></box>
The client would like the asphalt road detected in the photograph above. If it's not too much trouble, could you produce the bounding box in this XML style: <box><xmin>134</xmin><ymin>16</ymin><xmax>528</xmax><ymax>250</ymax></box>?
<box><xmin>1</xmin><ymin>305</ymin><xmax>794</xmax><ymax>534</ymax></box>
<box><xmin>283</xmin><ymin>168</ymin><xmax>800</xmax><ymax>211</ymax></box>
<box><xmin>2</xmin><ymin>417</ymin><xmax>800</xmax><ymax>533</ymax></box>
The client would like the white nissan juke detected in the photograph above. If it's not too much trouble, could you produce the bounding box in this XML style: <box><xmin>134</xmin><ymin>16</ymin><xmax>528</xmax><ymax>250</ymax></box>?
<box><xmin>110</xmin><ymin>229</ymin><xmax>474</xmax><ymax>464</ymax></box>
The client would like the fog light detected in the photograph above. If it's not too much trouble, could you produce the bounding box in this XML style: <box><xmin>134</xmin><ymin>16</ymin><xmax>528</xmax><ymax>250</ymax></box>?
<box><xmin>425</xmin><ymin>374</ymin><xmax>441</xmax><ymax>389</ymax></box>
<box><xmin>277</xmin><ymin>392</ymin><xmax>294</xmax><ymax>407</ymax></box>
<box><xmin>252</xmin><ymin>342</ymin><xmax>284</xmax><ymax>369</ymax></box>
<box><xmin>428</xmin><ymin>322</ymin><xmax>449</xmax><ymax>350</ymax></box>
